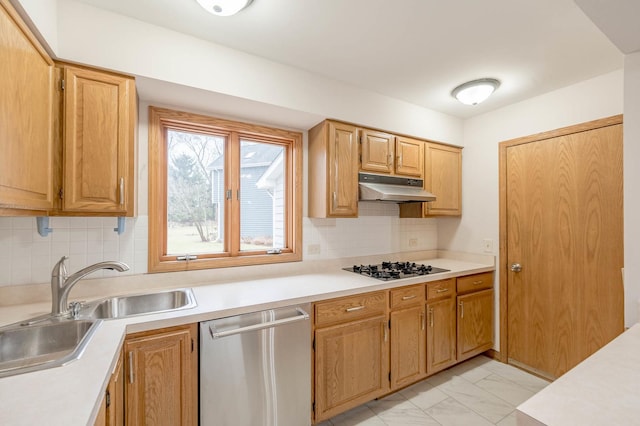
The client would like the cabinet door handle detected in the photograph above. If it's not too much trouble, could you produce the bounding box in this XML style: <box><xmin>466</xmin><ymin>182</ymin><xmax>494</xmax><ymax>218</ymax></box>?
<box><xmin>402</xmin><ymin>295</ymin><xmax>416</xmax><ymax>301</ymax></box>
<box><xmin>119</xmin><ymin>177</ymin><xmax>125</xmax><ymax>207</ymax></box>
<box><xmin>429</xmin><ymin>307</ymin><xmax>434</xmax><ymax>328</ymax></box>
<box><xmin>383</xmin><ymin>321</ymin><xmax>388</xmax><ymax>342</ymax></box>
<box><xmin>345</xmin><ymin>305</ymin><xmax>365</xmax><ymax>312</ymax></box>
<box><xmin>436</xmin><ymin>288</ymin><xmax>449</xmax><ymax>293</ymax></box>
<box><xmin>332</xmin><ymin>191</ymin><xmax>337</xmax><ymax>208</ymax></box>
<box><xmin>472</xmin><ymin>280</ymin><xmax>483</xmax><ymax>285</ymax></box>
<box><xmin>459</xmin><ymin>301</ymin><xmax>464</xmax><ymax>319</ymax></box>
<box><xmin>398</xmin><ymin>153</ymin><xmax>403</xmax><ymax>167</ymax></box>
<box><xmin>128</xmin><ymin>351</ymin><xmax>134</xmax><ymax>384</ymax></box>
<box><xmin>387</xmin><ymin>154</ymin><xmax>393</xmax><ymax>167</ymax></box>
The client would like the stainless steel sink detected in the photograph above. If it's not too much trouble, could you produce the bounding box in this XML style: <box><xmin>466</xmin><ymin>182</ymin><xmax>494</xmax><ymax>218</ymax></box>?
<box><xmin>0</xmin><ymin>319</ymin><xmax>101</xmax><ymax>378</ymax></box>
<box><xmin>79</xmin><ymin>288</ymin><xmax>197</xmax><ymax>320</ymax></box>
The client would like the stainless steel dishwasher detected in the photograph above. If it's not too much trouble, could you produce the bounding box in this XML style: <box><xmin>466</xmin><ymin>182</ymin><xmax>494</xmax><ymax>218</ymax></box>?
<box><xmin>200</xmin><ymin>304</ymin><xmax>311</xmax><ymax>426</ymax></box>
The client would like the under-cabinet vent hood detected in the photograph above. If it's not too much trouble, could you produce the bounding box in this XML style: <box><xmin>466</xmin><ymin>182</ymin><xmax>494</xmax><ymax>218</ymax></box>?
<box><xmin>358</xmin><ymin>173</ymin><xmax>436</xmax><ymax>203</ymax></box>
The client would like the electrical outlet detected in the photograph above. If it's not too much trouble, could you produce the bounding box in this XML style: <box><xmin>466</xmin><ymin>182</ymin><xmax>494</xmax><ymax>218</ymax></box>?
<box><xmin>482</xmin><ymin>239</ymin><xmax>493</xmax><ymax>253</ymax></box>
<box><xmin>307</xmin><ymin>244</ymin><xmax>321</xmax><ymax>255</ymax></box>
<box><xmin>408</xmin><ymin>238</ymin><xmax>418</xmax><ymax>248</ymax></box>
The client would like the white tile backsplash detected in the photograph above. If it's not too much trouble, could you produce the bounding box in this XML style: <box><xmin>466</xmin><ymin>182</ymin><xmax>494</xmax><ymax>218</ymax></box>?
<box><xmin>0</xmin><ymin>203</ymin><xmax>439</xmax><ymax>286</ymax></box>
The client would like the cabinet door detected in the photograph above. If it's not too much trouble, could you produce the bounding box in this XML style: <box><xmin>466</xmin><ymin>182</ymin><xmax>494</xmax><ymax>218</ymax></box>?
<box><xmin>328</xmin><ymin>121</ymin><xmax>359</xmax><ymax>217</ymax></box>
<box><xmin>0</xmin><ymin>0</ymin><xmax>55</xmax><ymax>212</ymax></box>
<box><xmin>106</xmin><ymin>351</ymin><xmax>125</xmax><ymax>426</ymax></box>
<box><xmin>63</xmin><ymin>66</ymin><xmax>135</xmax><ymax>214</ymax></box>
<box><xmin>124</xmin><ymin>325</ymin><xmax>197</xmax><ymax>426</ymax></box>
<box><xmin>360</xmin><ymin>129</ymin><xmax>395</xmax><ymax>174</ymax></box>
<box><xmin>390</xmin><ymin>305</ymin><xmax>426</xmax><ymax>389</ymax></box>
<box><xmin>314</xmin><ymin>315</ymin><xmax>389</xmax><ymax>422</ymax></box>
<box><xmin>427</xmin><ymin>298</ymin><xmax>457</xmax><ymax>374</ymax></box>
<box><xmin>457</xmin><ymin>289</ymin><xmax>493</xmax><ymax>362</ymax></box>
<box><xmin>424</xmin><ymin>143</ymin><xmax>462</xmax><ymax>216</ymax></box>
<box><xmin>395</xmin><ymin>137</ymin><xmax>424</xmax><ymax>178</ymax></box>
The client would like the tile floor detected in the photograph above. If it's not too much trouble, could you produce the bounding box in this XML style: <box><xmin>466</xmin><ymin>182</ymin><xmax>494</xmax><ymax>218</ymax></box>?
<box><xmin>317</xmin><ymin>355</ymin><xmax>550</xmax><ymax>426</ymax></box>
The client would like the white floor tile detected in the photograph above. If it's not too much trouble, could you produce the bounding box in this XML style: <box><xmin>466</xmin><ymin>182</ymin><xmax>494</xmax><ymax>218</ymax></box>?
<box><xmin>496</xmin><ymin>411</ymin><xmax>518</xmax><ymax>426</ymax></box>
<box><xmin>479</xmin><ymin>360</ymin><xmax>550</xmax><ymax>393</ymax></box>
<box><xmin>425</xmin><ymin>397</ymin><xmax>494</xmax><ymax>426</ymax></box>
<box><xmin>329</xmin><ymin>404</ymin><xmax>387</xmax><ymax>426</ymax></box>
<box><xmin>399</xmin><ymin>380</ymin><xmax>449</xmax><ymax>410</ymax></box>
<box><xmin>475</xmin><ymin>373</ymin><xmax>536</xmax><ymax>406</ymax></box>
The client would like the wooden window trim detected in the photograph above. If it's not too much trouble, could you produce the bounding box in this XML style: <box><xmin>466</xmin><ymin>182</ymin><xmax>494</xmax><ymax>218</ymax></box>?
<box><xmin>148</xmin><ymin>106</ymin><xmax>302</xmax><ymax>273</ymax></box>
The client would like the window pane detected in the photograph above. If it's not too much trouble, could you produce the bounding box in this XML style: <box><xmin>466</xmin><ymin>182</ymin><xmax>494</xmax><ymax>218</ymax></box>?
<box><xmin>166</xmin><ymin>129</ymin><xmax>225</xmax><ymax>255</ymax></box>
<box><xmin>239</xmin><ymin>140</ymin><xmax>285</xmax><ymax>252</ymax></box>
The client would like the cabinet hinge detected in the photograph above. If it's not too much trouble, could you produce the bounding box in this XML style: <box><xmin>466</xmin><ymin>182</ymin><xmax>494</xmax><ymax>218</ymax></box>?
<box><xmin>60</xmin><ymin>79</ymin><xmax>65</xmax><ymax>90</ymax></box>
<box><xmin>312</xmin><ymin>338</ymin><xmax>315</xmax><ymax>351</ymax></box>
<box><xmin>58</xmin><ymin>188</ymin><xmax>63</xmax><ymax>199</ymax></box>
<box><xmin>388</xmin><ymin>319</ymin><xmax>391</xmax><ymax>329</ymax></box>
<box><xmin>388</xmin><ymin>371</ymin><xmax>391</xmax><ymax>382</ymax></box>
<box><xmin>312</xmin><ymin>401</ymin><xmax>315</xmax><ymax>414</ymax></box>
<box><xmin>191</xmin><ymin>338</ymin><xmax>194</xmax><ymax>353</ymax></box>
<box><xmin>105</xmin><ymin>390</ymin><xmax>111</xmax><ymax>408</ymax></box>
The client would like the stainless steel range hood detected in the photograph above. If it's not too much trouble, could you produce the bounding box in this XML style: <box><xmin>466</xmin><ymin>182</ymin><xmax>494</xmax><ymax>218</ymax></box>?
<box><xmin>358</xmin><ymin>173</ymin><xmax>436</xmax><ymax>203</ymax></box>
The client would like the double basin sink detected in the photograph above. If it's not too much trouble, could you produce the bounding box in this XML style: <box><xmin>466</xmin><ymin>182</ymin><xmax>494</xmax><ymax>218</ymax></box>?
<box><xmin>0</xmin><ymin>289</ymin><xmax>197</xmax><ymax>378</ymax></box>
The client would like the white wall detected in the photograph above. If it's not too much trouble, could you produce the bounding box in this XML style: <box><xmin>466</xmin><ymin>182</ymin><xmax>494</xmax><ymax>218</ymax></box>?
<box><xmin>11</xmin><ymin>0</ymin><xmax>58</xmax><ymax>53</ymax></box>
<box><xmin>438</xmin><ymin>69</ymin><xmax>625</xmax><ymax>347</ymax></box>
<box><xmin>624</xmin><ymin>52</ymin><xmax>640</xmax><ymax>326</ymax></box>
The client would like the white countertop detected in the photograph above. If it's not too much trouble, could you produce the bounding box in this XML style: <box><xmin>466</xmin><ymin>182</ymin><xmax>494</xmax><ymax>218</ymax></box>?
<box><xmin>0</xmin><ymin>255</ymin><xmax>493</xmax><ymax>426</ymax></box>
<box><xmin>516</xmin><ymin>323</ymin><xmax>640</xmax><ymax>426</ymax></box>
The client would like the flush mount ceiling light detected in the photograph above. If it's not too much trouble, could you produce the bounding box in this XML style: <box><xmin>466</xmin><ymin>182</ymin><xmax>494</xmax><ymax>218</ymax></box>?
<box><xmin>451</xmin><ymin>78</ymin><xmax>500</xmax><ymax>106</ymax></box>
<box><xmin>196</xmin><ymin>0</ymin><xmax>253</xmax><ymax>17</ymax></box>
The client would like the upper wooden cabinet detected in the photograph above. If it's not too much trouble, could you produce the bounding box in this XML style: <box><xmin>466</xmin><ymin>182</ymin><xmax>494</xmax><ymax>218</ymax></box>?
<box><xmin>308</xmin><ymin>120</ymin><xmax>359</xmax><ymax>218</ymax></box>
<box><xmin>400</xmin><ymin>142</ymin><xmax>462</xmax><ymax>218</ymax></box>
<box><xmin>360</xmin><ymin>130</ymin><xmax>424</xmax><ymax>178</ymax></box>
<box><xmin>425</xmin><ymin>143</ymin><xmax>461</xmax><ymax>216</ymax></box>
<box><xmin>0</xmin><ymin>0</ymin><xmax>55</xmax><ymax>213</ymax></box>
<box><xmin>60</xmin><ymin>65</ymin><xmax>136</xmax><ymax>216</ymax></box>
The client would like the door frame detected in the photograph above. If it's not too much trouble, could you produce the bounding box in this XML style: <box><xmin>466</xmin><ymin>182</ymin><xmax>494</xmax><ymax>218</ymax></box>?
<box><xmin>497</xmin><ymin>114</ymin><xmax>623</xmax><ymax>362</ymax></box>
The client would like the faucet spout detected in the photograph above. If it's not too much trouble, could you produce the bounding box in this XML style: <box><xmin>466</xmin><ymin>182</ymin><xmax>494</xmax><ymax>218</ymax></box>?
<box><xmin>51</xmin><ymin>256</ymin><xmax>130</xmax><ymax>316</ymax></box>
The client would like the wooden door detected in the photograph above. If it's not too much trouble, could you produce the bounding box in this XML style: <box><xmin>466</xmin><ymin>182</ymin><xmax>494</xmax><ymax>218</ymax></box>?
<box><xmin>501</xmin><ymin>117</ymin><xmax>624</xmax><ymax>379</ymax></box>
<box><xmin>63</xmin><ymin>66</ymin><xmax>135</xmax><ymax>214</ymax></box>
<box><xmin>328</xmin><ymin>121</ymin><xmax>359</xmax><ymax>217</ymax></box>
<box><xmin>395</xmin><ymin>137</ymin><xmax>424</xmax><ymax>178</ymax></box>
<box><xmin>390</xmin><ymin>305</ymin><xmax>426</xmax><ymax>389</ymax></box>
<box><xmin>124</xmin><ymin>325</ymin><xmax>197</xmax><ymax>426</ymax></box>
<box><xmin>424</xmin><ymin>143</ymin><xmax>462</xmax><ymax>216</ymax></box>
<box><xmin>314</xmin><ymin>315</ymin><xmax>389</xmax><ymax>422</ymax></box>
<box><xmin>457</xmin><ymin>289</ymin><xmax>493</xmax><ymax>362</ymax></box>
<box><xmin>427</xmin><ymin>297</ymin><xmax>457</xmax><ymax>374</ymax></box>
<box><xmin>360</xmin><ymin>129</ymin><xmax>395</xmax><ymax>174</ymax></box>
<box><xmin>0</xmin><ymin>0</ymin><xmax>55</xmax><ymax>212</ymax></box>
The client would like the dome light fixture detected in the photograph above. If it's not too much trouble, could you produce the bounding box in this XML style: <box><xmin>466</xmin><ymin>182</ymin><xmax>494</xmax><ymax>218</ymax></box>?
<box><xmin>451</xmin><ymin>78</ymin><xmax>500</xmax><ymax>106</ymax></box>
<box><xmin>196</xmin><ymin>0</ymin><xmax>253</xmax><ymax>17</ymax></box>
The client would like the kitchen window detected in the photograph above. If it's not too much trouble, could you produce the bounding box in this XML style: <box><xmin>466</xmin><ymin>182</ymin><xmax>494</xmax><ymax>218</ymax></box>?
<box><xmin>148</xmin><ymin>107</ymin><xmax>302</xmax><ymax>272</ymax></box>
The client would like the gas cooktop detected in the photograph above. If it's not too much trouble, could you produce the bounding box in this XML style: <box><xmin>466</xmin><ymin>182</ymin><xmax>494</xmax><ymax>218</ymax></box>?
<box><xmin>343</xmin><ymin>261</ymin><xmax>450</xmax><ymax>281</ymax></box>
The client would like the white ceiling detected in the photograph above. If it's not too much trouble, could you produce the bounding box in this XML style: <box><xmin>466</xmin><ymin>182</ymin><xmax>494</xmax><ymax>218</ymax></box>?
<box><xmin>73</xmin><ymin>0</ymin><xmax>626</xmax><ymax>119</ymax></box>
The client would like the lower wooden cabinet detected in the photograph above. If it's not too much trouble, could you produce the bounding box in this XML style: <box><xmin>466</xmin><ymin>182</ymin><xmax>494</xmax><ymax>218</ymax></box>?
<box><xmin>123</xmin><ymin>324</ymin><xmax>198</xmax><ymax>426</ymax></box>
<box><xmin>390</xmin><ymin>305</ymin><xmax>427</xmax><ymax>389</ymax></box>
<box><xmin>94</xmin><ymin>349</ymin><xmax>125</xmax><ymax>426</ymax></box>
<box><xmin>426</xmin><ymin>297</ymin><xmax>457</xmax><ymax>374</ymax></box>
<box><xmin>457</xmin><ymin>289</ymin><xmax>494</xmax><ymax>362</ymax></box>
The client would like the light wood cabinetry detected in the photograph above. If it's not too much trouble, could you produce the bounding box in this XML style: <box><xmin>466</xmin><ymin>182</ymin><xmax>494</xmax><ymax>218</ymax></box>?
<box><xmin>0</xmin><ymin>0</ymin><xmax>55</xmax><ymax>213</ymax></box>
<box><xmin>124</xmin><ymin>324</ymin><xmax>197</xmax><ymax>426</ymax></box>
<box><xmin>313</xmin><ymin>291</ymin><xmax>389</xmax><ymax>422</ymax></box>
<box><xmin>457</xmin><ymin>273</ymin><xmax>494</xmax><ymax>362</ymax></box>
<box><xmin>389</xmin><ymin>285</ymin><xmax>426</xmax><ymax>389</ymax></box>
<box><xmin>309</xmin><ymin>120</ymin><xmax>359</xmax><ymax>218</ymax></box>
<box><xmin>94</xmin><ymin>350</ymin><xmax>124</xmax><ymax>426</ymax></box>
<box><xmin>60</xmin><ymin>65</ymin><xmax>136</xmax><ymax>216</ymax></box>
<box><xmin>399</xmin><ymin>143</ymin><xmax>462</xmax><ymax>218</ymax></box>
<box><xmin>360</xmin><ymin>130</ymin><xmax>424</xmax><ymax>178</ymax></box>
<box><xmin>426</xmin><ymin>279</ymin><xmax>457</xmax><ymax>374</ymax></box>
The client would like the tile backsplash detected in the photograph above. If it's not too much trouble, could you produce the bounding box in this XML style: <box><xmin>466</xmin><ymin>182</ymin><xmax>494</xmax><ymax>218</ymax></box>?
<box><xmin>0</xmin><ymin>202</ymin><xmax>437</xmax><ymax>287</ymax></box>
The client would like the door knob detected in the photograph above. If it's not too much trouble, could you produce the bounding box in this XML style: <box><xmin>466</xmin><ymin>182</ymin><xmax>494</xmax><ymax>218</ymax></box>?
<box><xmin>510</xmin><ymin>263</ymin><xmax>522</xmax><ymax>272</ymax></box>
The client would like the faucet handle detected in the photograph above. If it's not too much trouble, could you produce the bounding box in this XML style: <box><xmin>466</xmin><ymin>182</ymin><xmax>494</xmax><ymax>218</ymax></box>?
<box><xmin>52</xmin><ymin>256</ymin><xmax>69</xmax><ymax>279</ymax></box>
<box><xmin>68</xmin><ymin>301</ymin><xmax>83</xmax><ymax>319</ymax></box>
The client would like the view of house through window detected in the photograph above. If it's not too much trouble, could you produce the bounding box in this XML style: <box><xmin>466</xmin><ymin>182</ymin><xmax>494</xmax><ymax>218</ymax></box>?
<box><xmin>166</xmin><ymin>131</ymin><xmax>286</xmax><ymax>255</ymax></box>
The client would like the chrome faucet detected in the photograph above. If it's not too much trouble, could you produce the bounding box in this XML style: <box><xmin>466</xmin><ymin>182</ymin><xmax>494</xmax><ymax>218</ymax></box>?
<box><xmin>50</xmin><ymin>256</ymin><xmax>129</xmax><ymax>316</ymax></box>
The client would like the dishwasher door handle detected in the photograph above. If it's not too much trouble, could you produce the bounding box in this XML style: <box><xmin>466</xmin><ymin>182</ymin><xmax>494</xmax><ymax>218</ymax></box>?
<box><xmin>209</xmin><ymin>307</ymin><xmax>310</xmax><ymax>339</ymax></box>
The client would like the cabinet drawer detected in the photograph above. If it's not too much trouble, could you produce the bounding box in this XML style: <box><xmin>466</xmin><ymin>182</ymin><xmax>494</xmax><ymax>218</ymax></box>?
<box><xmin>315</xmin><ymin>291</ymin><xmax>387</xmax><ymax>327</ymax></box>
<box><xmin>457</xmin><ymin>272</ymin><xmax>494</xmax><ymax>294</ymax></box>
<box><xmin>426</xmin><ymin>278</ymin><xmax>455</xmax><ymax>300</ymax></box>
<box><xmin>390</xmin><ymin>285</ymin><xmax>424</xmax><ymax>309</ymax></box>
